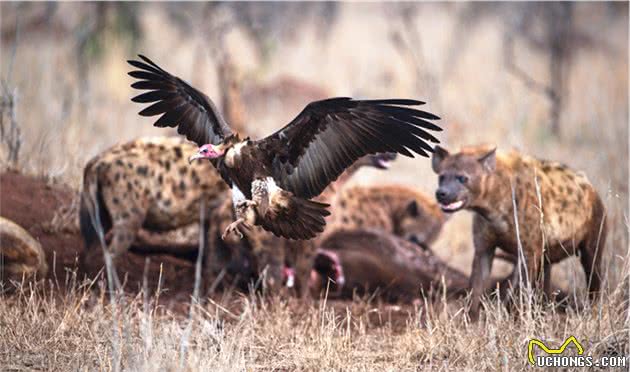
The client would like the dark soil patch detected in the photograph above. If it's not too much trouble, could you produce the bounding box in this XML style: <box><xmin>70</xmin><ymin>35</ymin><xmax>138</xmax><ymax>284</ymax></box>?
<box><xmin>1</xmin><ymin>170</ymin><xmax>83</xmax><ymax>282</ymax></box>
<box><xmin>0</xmin><ymin>170</ymin><xmax>197</xmax><ymax>299</ymax></box>
<box><xmin>0</xmin><ymin>170</ymin><xmax>462</xmax><ymax>323</ymax></box>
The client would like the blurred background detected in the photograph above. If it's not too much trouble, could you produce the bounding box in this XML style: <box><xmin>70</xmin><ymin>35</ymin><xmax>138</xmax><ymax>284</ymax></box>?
<box><xmin>1</xmin><ymin>2</ymin><xmax>628</xmax><ymax>287</ymax></box>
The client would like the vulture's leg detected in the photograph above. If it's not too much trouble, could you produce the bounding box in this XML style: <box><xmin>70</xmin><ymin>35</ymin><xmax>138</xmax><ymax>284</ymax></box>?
<box><xmin>222</xmin><ymin>184</ymin><xmax>256</xmax><ymax>240</ymax></box>
<box><xmin>228</xmin><ymin>202</ymin><xmax>256</xmax><ymax>237</ymax></box>
<box><xmin>251</xmin><ymin>178</ymin><xmax>271</xmax><ymax>217</ymax></box>
<box><xmin>222</xmin><ymin>179</ymin><xmax>273</xmax><ymax>240</ymax></box>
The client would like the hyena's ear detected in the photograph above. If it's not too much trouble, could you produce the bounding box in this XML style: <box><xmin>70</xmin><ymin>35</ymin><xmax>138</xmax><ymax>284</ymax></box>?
<box><xmin>431</xmin><ymin>146</ymin><xmax>449</xmax><ymax>173</ymax></box>
<box><xmin>478</xmin><ymin>148</ymin><xmax>497</xmax><ymax>172</ymax></box>
<box><xmin>406</xmin><ymin>200</ymin><xmax>419</xmax><ymax>217</ymax></box>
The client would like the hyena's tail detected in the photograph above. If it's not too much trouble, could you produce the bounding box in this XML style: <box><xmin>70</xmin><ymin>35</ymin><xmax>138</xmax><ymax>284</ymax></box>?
<box><xmin>79</xmin><ymin>159</ymin><xmax>111</xmax><ymax>250</ymax></box>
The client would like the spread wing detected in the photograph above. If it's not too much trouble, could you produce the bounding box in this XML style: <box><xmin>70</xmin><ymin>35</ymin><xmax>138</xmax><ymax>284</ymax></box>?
<box><xmin>256</xmin><ymin>98</ymin><xmax>441</xmax><ymax>199</ymax></box>
<box><xmin>128</xmin><ymin>55</ymin><xmax>232</xmax><ymax>146</ymax></box>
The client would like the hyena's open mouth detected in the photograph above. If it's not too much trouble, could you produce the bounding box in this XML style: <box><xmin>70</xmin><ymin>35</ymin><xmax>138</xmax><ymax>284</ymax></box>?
<box><xmin>439</xmin><ymin>199</ymin><xmax>466</xmax><ymax>213</ymax></box>
<box><xmin>371</xmin><ymin>152</ymin><xmax>397</xmax><ymax>170</ymax></box>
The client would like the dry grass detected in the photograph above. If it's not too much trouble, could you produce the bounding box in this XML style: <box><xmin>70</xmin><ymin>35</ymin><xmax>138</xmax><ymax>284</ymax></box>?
<box><xmin>0</xmin><ymin>262</ymin><xmax>628</xmax><ymax>371</ymax></box>
<box><xmin>0</xmin><ymin>2</ymin><xmax>628</xmax><ymax>371</ymax></box>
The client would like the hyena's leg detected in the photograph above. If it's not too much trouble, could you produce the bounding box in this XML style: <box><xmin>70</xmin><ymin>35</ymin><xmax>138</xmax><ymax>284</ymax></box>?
<box><xmin>542</xmin><ymin>259</ymin><xmax>552</xmax><ymax>298</ymax></box>
<box><xmin>580</xmin><ymin>202</ymin><xmax>607</xmax><ymax>299</ymax></box>
<box><xmin>510</xmin><ymin>242</ymin><xmax>541</xmax><ymax>290</ymax></box>
<box><xmin>469</xmin><ymin>228</ymin><xmax>497</xmax><ymax>320</ymax></box>
<box><xmin>291</xmin><ymin>241</ymin><xmax>318</xmax><ymax>298</ymax></box>
<box><xmin>507</xmin><ymin>241</ymin><xmax>546</xmax><ymax>308</ymax></box>
<box><xmin>101</xmin><ymin>189</ymin><xmax>147</xmax><ymax>257</ymax></box>
<box><xmin>108</xmin><ymin>222</ymin><xmax>142</xmax><ymax>256</ymax></box>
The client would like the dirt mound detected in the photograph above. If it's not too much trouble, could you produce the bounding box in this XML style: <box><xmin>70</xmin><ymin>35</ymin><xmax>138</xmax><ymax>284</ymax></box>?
<box><xmin>1</xmin><ymin>171</ymin><xmax>82</xmax><ymax>282</ymax></box>
<box><xmin>0</xmin><ymin>170</ymin><xmax>196</xmax><ymax>297</ymax></box>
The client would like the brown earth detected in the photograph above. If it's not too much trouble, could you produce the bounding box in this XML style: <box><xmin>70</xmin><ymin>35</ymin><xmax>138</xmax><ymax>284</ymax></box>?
<box><xmin>0</xmin><ymin>170</ymin><xmax>197</xmax><ymax>298</ymax></box>
<box><xmin>0</xmin><ymin>171</ymin><xmax>419</xmax><ymax>327</ymax></box>
<box><xmin>0</xmin><ymin>171</ymin><xmax>448</xmax><ymax>328</ymax></box>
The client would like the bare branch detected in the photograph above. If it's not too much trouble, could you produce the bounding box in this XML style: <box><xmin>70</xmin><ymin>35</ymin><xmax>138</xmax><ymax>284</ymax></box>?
<box><xmin>503</xmin><ymin>32</ymin><xmax>554</xmax><ymax>100</ymax></box>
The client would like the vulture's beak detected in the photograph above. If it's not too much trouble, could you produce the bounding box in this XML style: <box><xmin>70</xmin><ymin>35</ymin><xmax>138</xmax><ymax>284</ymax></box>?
<box><xmin>188</xmin><ymin>152</ymin><xmax>204</xmax><ymax>164</ymax></box>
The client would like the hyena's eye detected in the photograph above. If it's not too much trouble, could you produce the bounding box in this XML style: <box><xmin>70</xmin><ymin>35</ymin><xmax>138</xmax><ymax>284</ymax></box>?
<box><xmin>438</xmin><ymin>175</ymin><xmax>446</xmax><ymax>183</ymax></box>
<box><xmin>456</xmin><ymin>175</ymin><xmax>468</xmax><ymax>184</ymax></box>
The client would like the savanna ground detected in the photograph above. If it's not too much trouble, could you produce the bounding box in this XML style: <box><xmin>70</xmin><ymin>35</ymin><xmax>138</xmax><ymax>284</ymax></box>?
<box><xmin>0</xmin><ymin>3</ymin><xmax>628</xmax><ymax>371</ymax></box>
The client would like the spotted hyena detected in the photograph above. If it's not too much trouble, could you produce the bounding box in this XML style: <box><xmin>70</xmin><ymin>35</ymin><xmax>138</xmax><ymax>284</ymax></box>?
<box><xmin>431</xmin><ymin>145</ymin><xmax>607</xmax><ymax>319</ymax></box>
<box><xmin>79</xmin><ymin>137</ymin><xmax>228</xmax><ymax>258</ymax></box>
<box><xmin>324</xmin><ymin>184</ymin><xmax>446</xmax><ymax>250</ymax></box>
<box><xmin>305</xmin><ymin>184</ymin><xmax>447</xmax><ymax>299</ymax></box>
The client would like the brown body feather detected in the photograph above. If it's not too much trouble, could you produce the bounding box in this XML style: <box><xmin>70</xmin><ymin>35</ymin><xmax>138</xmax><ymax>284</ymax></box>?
<box><xmin>260</xmin><ymin>191</ymin><xmax>330</xmax><ymax>240</ymax></box>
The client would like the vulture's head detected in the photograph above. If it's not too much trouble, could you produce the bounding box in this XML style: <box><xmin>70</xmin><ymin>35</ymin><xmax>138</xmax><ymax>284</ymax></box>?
<box><xmin>188</xmin><ymin>143</ymin><xmax>226</xmax><ymax>163</ymax></box>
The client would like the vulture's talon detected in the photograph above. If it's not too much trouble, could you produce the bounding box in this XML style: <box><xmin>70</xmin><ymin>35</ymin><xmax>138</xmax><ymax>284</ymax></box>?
<box><xmin>222</xmin><ymin>219</ymin><xmax>246</xmax><ymax>240</ymax></box>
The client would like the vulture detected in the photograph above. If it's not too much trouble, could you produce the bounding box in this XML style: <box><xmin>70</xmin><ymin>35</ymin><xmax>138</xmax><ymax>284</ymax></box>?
<box><xmin>127</xmin><ymin>55</ymin><xmax>442</xmax><ymax>240</ymax></box>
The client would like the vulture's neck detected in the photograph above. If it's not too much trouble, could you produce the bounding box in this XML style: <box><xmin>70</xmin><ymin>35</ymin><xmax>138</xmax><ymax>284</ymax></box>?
<box><xmin>224</xmin><ymin>140</ymin><xmax>248</xmax><ymax>168</ymax></box>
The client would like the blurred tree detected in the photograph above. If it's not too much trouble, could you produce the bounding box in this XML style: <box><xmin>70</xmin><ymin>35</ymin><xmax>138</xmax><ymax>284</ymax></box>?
<box><xmin>217</xmin><ymin>54</ymin><xmax>247</xmax><ymax>134</ymax></box>
<box><xmin>445</xmin><ymin>3</ymin><xmax>624</xmax><ymax>138</ymax></box>
<box><xmin>157</xmin><ymin>3</ymin><xmax>338</xmax><ymax>66</ymax></box>
<box><xmin>503</xmin><ymin>3</ymin><xmax>574</xmax><ymax>138</ymax></box>
<box><xmin>76</xmin><ymin>3</ymin><xmax>141</xmax><ymax>81</ymax></box>
<box><xmin>443</xmin><ymin>2</ymin><xmax>498</xmax><ymax>77</ymax></box>
<box><xmin>389</xmin><ymin>3</ymin><xmax>441</xmax><ymax>108</ymax></box>
<box><xmin>547</xmin><ymin>3</ymin><xmax>574</xmax><ymax>137</ymax></box>
<box><xmin>0</xmin><ymin>3</ymin><xmax>57</xmax><ymax>41</ymax></box>
<box><xmin>1</xmin><ymin>15</ymin><xmax>22</xmax><ymax>167</ymax></box>
<box><xmin>206</xmin><ymin>2</ymin><xmax>338</xmax><ymax>64</ymax></box>
<box><xmin>0</xmin><ymin>85</ymin><xmax>22</xmax><ymax>167</ymax></box>
<box><xmin>73</xmin><ymin>3</ymin><xmax>141</xmax><ymax>122</ymax></box>
<box><xmin>154</xmin><ymin>3</ymin><xmax>248</xmax><ymax>133</ymax></box>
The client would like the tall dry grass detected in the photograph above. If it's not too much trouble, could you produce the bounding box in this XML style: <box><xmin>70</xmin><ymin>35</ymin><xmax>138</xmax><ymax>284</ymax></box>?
<box><xmin>0</xmin><ymin>2</ymin><xmax>628</xmax><ymax>371</ymax></box>
<box><xmin>0</xmin><ymin>256</ymin><xmax>628</xmax><ymax>370</ymax></box>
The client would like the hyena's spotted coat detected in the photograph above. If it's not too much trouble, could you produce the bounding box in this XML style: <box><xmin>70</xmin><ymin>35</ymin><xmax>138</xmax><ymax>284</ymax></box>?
<box><xmin>79</xmin><ymin>137</ymin><xmax>228</xmax><ymax>256</ymax></box>
<box><xmin>325</xmin><ymin>184</ymin><xmax>446</xmax><ymax>250</ymax></box>
<box><xmin>432</xmin><ymin>145</ymin><xmax>607</xmax><ymax>319</ymax></box>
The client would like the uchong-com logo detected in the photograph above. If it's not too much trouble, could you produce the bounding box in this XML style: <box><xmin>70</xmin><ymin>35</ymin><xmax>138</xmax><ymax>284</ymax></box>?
<box><xmin>528</xmin><ymin>336</ymin><xmax>627</xmax><ymax>368</ymax></box>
